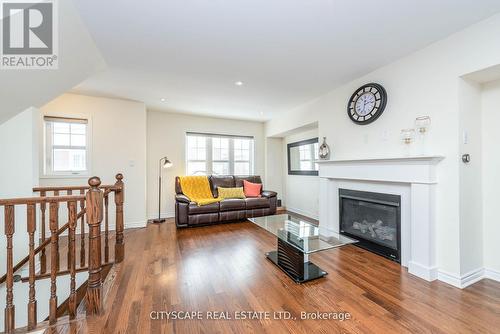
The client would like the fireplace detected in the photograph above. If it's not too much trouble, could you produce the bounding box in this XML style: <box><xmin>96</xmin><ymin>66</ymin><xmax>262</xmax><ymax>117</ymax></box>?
<box><xmin>339</xmin><ymin>189</ymin><xmax>401</xmax><ymax>263</ymax></box>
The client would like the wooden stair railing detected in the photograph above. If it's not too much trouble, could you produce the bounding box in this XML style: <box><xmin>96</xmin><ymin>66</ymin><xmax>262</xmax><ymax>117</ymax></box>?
<box><xmin>0</xmin><ymin>174</ymin><xmax>125</xmax><ymax>333</ymax></box>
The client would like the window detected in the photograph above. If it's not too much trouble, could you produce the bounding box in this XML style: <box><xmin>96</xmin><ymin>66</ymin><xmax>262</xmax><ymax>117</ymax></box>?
<box><xmin>186</xmin><ymin>133</ymin><xmax>254</xmax><ymax>175</ymax></box>
<box><xmin>44</xmin><ymin>117</ymin><xmax>89</xmax><ymax>176</ymax></box>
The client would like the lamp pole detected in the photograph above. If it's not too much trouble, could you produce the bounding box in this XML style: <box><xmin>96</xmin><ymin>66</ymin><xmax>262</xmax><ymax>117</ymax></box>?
<box><xmin>153</xmin><ymin>156</ymin><xmax>172</xmax><ymax>224</ymax></box>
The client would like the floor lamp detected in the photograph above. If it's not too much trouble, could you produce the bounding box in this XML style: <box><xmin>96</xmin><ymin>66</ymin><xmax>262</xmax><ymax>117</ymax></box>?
<box><xmin>152</xmin><ymin>156</ymin><xmax>173</xmax><ymax>224</ymax></box>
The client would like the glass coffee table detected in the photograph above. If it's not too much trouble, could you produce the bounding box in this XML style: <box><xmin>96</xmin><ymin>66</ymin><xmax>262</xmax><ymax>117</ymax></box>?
<box><xmin>248</xmin><ymin>214</ymin><xmax>358</xmax><ymax>283</ymax></box>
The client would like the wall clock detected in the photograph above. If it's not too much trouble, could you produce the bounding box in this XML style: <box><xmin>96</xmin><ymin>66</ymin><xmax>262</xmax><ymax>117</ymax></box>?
<box><xmin>347</xmin><ymin>83</ymin><xmax>387</xmax><ymax>125</ymax></box>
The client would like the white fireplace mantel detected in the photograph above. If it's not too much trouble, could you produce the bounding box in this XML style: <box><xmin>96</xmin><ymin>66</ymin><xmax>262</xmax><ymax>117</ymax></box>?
<box><xmin>317</xmin><ymin>156</ymin><xmax>445</xmax><ymax>184</ymax></box>
<box><xmin>318</xmin><ymin>155</ymin><xmax>445</xmax><ymax>282</ymax></box>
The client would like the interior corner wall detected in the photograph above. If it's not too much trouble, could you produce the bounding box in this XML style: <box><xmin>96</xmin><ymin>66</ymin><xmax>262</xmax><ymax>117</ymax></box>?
<box><xmin>283</xmin><ymin>128</ymin><xmax>319</xmax><ymax>219</ymax></box>
<box><xmin>265</xmin><ymin>13</ymin><xmax>500</xmax><ymax>277</ymax></box>
<box><xmin>146</xmin><ymin>110</ymin><xmax>265</xmax><ymax>219</ymax></box>
<box><xmin>0</xmin><ymin>108</ymin><xmax>40</xmax><ymax>332</ymax></box>
<box><xmin>458</xmin><ymin>78</ymin><xmax>483</xmax><ymax>276</ymax></box>
<box><xmin>0</xmin><ymin>107</ymin><xmax>40</xmax><ymax>266</ymax></box>
<box><xmin>481</xmin><ymin>79</ymin><xmax>500</xmax><ymax>275</ymax></box>
<box><xmin>264</xmin><ymin>137</ymin><xmax>284</xmax><ymax>203</ymax></box>
<box><xmin>39</xmin><ymin>93</ymin><xmax>147</xmax><ymax>229</ymax></box>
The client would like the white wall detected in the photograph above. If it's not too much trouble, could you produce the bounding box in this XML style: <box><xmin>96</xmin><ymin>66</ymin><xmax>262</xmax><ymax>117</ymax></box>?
<box><xmin>283</xmin><ymin>128</ymin><xmax>319</xmax><ymax>219</ymax></box>
<box><xmin>265</xmin><ymin>13</ymin><xmax>500</xmax><ymax>277</ymax></box>
<box><xmin>147</xmin><ymin>110</ymin><xmax>265</xmax><ymax>219</ymax></box>
<box><xmin>0</xmin><ymin>107</ymin><xmax>39</xmax><ymax>266</ymax></box>
<box><xmin>39</xmin><ymin>94</ymin><xmax>147</xmax><ymax>228</ymax></box>
<box><xmin>264</xmin><ymin>137</ymin><xmax>284</xmax><ymax>203</ymax></box>
<box><xmin>0</xmin><ymin>108</ymin><xmax>40</xmax><ymax>332</ymax></box>
<box><xmin>0</xmin><ymin>0</ymin><xmax>105</xmax><ymax>124</ymax></box>
<box><xmin>481</xmin><ymin>79</ymin><xmax>500</xmax><ymax>275</ymax></box>
<box><xmin>458</xmin><ymin>79</ymin><xmax>483</xmax><ymax>275</ymax></box>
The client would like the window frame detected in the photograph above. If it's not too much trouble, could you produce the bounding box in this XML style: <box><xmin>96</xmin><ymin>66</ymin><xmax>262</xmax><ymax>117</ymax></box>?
<box><xmin>287</xmin><ymin>137</ymin><xmax>319</xmax><ymax>176</ymax></box>
<box><xmin>42</xmin><ymin>116</ymin><xmax>92</xmax><ymax>178</ymax></box>
<box><xmin>185</xmin><ymin>132</ymin><xmax>255</xmax><ymax>176</ymax></box>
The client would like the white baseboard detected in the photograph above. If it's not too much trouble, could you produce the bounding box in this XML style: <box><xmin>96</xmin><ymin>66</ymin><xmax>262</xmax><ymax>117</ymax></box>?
<box><xmin>285</xmin><ymin>207</ymin><xmax>319</xmax><ymax>220</ymax></box>
<box><xmin>147</xmin><ymin>212</ymin><xmax>175</xmax><ymax>220</ymax></box>
<box><xmin>437</xmin><ymin>270</ymin><xmax>463</xmax><ymax>288</ymax></box>
<box><xmin>408</xmin><ymin>261</ymin><xmax>438</xmax><ymax>281</ymax></box>
<box><xmin>484</xmin><ymin>268</ymin><xmax>500</xmax><ymax>282</ymax></box>
<box><xmin>438</xmin><ymin>267</ymin><xmax>494</xmax><ymax>289</ymax></box>
<box><xmin>124</xmin><ymin>220</ymin><xmax>148</xmax><ymax>229</ymax></box>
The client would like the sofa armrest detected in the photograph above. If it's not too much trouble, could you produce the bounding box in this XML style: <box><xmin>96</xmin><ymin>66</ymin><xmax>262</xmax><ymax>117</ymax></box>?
<box><xmin>175</xmin><ymin>194</ymin><xmax>191</xmax><ymax>204</ymax></box>
<box><xmin>261</xmin><ymin>190</ymin><xmax>277</xmax><ymax>198</ymax></box>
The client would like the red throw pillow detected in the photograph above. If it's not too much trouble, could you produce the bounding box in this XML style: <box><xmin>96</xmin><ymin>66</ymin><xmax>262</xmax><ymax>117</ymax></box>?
<box><xmin>243</xmin><ymin>180</ymin><xmax>262</xmax><ymax>197</ymax></box>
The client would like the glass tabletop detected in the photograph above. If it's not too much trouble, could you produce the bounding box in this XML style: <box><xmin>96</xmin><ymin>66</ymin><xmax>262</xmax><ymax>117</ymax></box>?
<box><xmin>248</xmin><ymin>214</ymin><xmax>358</xmax><ymax>254</ymax></box>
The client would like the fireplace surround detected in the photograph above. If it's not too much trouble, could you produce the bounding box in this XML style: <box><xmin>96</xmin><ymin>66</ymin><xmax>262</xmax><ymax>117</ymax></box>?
<box><xmin>317</xmin><ymin>156</ymin><xmax>444</xmax><ymax>282</ymax></box>
<box><xmin>339</xmin><ymin>189</ymin><xmax>401</xmax><ymax>262</ymax></box>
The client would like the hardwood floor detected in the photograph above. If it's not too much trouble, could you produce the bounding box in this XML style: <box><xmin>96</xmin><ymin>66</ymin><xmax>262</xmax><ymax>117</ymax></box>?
<box><xmin>44</xmin><ymin>219</ymin><xmax>500</xmax><ymax>333</ymax></box>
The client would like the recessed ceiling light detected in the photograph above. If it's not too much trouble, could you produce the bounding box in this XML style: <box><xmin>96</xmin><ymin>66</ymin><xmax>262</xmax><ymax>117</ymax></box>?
<box><xmin>260</xmin><ymin>111</ymin><xmax>264</xmax><ymax>116</ymax></box>
<box><xmin>235</xmin><ymin>81</ymin><xmax>244</xmax><ymax>86</ymax></box>
<box><xmin>160</xmin><ymin>98</ymin><xmax>166</xmax><ymax>102</ymax></box>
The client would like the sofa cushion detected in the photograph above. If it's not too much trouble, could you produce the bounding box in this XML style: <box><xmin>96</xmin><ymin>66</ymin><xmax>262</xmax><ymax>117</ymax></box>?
<box><xmin>243</xmin><ymin>180</ymin><xmax>262</xmax><ymax>197</ymax></box>
<box><xmin>209</xmin><ymin>176</ymin><xmax>235</xmax><ymax>197</ymax></box>
<box><xmin>235</xmin><ymin>176</ymin><xmax>262</xmax><ymax>187</ymax></box>
<box><xmin>218</xmin><ymin>187</ymin><xmax>245</xmax><ymax>199</ymax></box>
<box><xmin>220</xmin><ymin>199</ymin><xmax>246</xmax><ymax>211</ymax></box>
<box><xmin>188</xmin><ymin>202</ymin><xmax>220</xmax><ymax>214</ymax></box>
<box><xmin>245</xmin><ymin>197</ymin><xmax>270</xmax><ymax>209</ymax></box>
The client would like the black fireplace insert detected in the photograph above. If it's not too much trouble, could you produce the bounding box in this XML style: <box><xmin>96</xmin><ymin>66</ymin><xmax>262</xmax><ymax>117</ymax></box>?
<box><xmin>339</xmin><ymin>189</ymin><xmax>401</xmax><ymax>263</ymax></box>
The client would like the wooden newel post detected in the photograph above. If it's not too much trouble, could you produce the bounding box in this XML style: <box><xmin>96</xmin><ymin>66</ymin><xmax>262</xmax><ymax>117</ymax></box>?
<box><xmin>85</xmin><ymin>176</ymin><xmax>104</xmax><ymax>315</ymax></box>
<box><xmin>114</xmin><ymin>173</ymin><xmax>125</xmax><ymax>263</ymax></box>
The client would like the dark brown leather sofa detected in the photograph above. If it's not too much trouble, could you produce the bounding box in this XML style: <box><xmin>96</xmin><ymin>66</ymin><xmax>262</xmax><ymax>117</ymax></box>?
<box><xmin>175</xmin><ymin>175</ymin><xmax>277</xmax><ymax>227</ymax></box>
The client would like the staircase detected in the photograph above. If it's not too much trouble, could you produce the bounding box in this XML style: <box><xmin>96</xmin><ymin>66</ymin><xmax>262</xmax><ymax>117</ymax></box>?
<box><xmin>0</xmin><ymin>174</ymin><xmax>125</xmax><ymax>333</ymax></box>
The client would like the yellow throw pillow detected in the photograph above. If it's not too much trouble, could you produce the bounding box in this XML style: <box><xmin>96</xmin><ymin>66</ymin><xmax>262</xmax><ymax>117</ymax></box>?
<box><xmin>218</xmin><ymin>187</ymin><xmax>246</xmax><ymax>199</ymax></box>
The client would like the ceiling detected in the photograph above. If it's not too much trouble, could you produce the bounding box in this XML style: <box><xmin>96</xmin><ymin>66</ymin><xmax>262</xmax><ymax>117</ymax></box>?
<box><xmin>72</xmin><ymin>0</ymin><xmax>500</xmax><ymax>121</ymax></box>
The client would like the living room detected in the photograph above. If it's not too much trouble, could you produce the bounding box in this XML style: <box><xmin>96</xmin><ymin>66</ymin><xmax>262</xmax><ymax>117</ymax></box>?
<box><xmin>1</xmin><ymin>1</ymin><xmax>500</xmax><ymax>333</ymax></box>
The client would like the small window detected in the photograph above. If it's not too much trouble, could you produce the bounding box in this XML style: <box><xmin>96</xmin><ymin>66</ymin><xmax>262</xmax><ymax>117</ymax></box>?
<box><xmin>44</xmin><ymin>116</ymin><xmax>90</xmax><ymax>176</ymax></box>
<box><xmin>186</xmin><ymin>133</ymin><xmax>255</xmax><ymax>176</ymax></box>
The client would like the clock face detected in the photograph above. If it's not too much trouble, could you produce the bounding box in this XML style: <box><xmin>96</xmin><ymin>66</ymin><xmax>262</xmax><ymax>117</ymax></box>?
<box><xmin>347</xmin><ymin>83</ymin><xmax>387</xmax><ymax>124</ymax></box>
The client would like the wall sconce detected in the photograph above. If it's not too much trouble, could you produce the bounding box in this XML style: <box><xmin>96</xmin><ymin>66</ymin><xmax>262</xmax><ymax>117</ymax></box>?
<box><xmin>415</xmin><ymin>116</ymin><xmax>431</xmax><ymax>134</ymax></box>
<box><xmin>401</xmin><ymin>128</ymin><xmax>415</xmax><ymax>144</ymax></box>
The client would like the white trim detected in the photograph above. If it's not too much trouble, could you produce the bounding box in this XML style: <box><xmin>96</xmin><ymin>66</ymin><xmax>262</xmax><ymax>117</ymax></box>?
<box><xmin>124</xmin><ymin>221</ymin><xmax>148</xmax><ymax>229</ymax></box>
<box><xmin>408</xmin><ymin>261</ymin><xmax>438</xmax><ymax>281</ymax></box>
<box><xmin>437</xmin><ymin>270</ymin><xmax>463</xmax><ymax>288</ymax></box>
<box><xmin>316</xmin><ymin>156</ymin><xmax>445</xmax><ymax>164</ymax></box>
<box><xmin>459</xmin><ymin>268</ymin><xmax>486</xmax><ymax>288</ymax></box>
<box><xmin>148</xmin><ymin>212</ymin><xmax>175</xmax><ymax>220</ymax></box>
<box><xmin>484</xmin><ymin>268</ymin><xmax>500</xmax><ymax>282</ymax></box>
<box><xmin>438</xmin><ymin>268</ymin><xmax>487</xmax><ymax>289</ymax></box>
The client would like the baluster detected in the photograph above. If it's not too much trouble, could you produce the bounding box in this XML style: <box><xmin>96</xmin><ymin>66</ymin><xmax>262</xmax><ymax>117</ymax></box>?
<box><xmin>4</xmin><ymin>205</ymin><xmax>15</xmax><ymax>333</ymax></box>
<box><xmin>53</xmin><ymin>191</ymin><xmax>60</xmax><ymax>271</ymax></box>
<box><xmin>85</xmin><ymin>177</ymin><xmax>104</xmax><ymax>315</ymax></box>
<box><xmin>67</xmin><ymin>190</ymin><xmax>72</xmax><ymax>270</ymax></box>
<box><xmin>49</xmin><ymin>201</ymin><xmax>58</xmax><ymax>324</ymax></box>
<box><xmin>27</xmin><ymin>204</ymin><xmax>37</xmax><ymax>330</ymax></box>
<box><xmin>114</xmin><ymin>173</ymin><xmax>125</xmax><ymax>263</ymax></box>
<box><xmin>80</xmin><ymin>189</ymin><xmax>86</xmax><ymax>267</ymax></box>
<box><xmin>104</xmin><ymin>194</ymin><xmax>109</xmax><ymax>262</ymax></box>
<box><xmin>40</xmin><ymin>191</ymin><xmax>47</xmax><ymax>274</ymax></box>
<box><xmin>68</xmin><ymin>201</ymin><xmax>77</xmax><ymax>319</ymax></box>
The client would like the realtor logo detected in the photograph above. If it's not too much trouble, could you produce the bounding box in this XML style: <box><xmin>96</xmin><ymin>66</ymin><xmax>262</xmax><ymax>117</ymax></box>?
<box><xmin>1</xmin><ymin>0</ymin><xmax>58</xmax><ymax>69</ymax></box>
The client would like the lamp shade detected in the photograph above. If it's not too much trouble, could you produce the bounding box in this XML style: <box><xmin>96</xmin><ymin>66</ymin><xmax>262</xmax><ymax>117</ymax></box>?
<box><xmin>162</xmin><ymin>158</ymin><xmax>173</xmax><ymax>168</ymax></box>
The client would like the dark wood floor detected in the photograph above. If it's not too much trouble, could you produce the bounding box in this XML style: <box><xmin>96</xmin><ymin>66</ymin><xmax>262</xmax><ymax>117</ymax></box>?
<box><xmin>45</xmin><ymin>218</ymin><xmax>500</xmax><ymax>334</ymax></box>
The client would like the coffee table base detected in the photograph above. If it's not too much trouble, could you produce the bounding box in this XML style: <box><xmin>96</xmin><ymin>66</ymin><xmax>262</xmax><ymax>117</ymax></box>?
<box><xmin>266</xmin><ymin>251</ymin><xmax>328</xmax><ymax>284</ymax></box>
